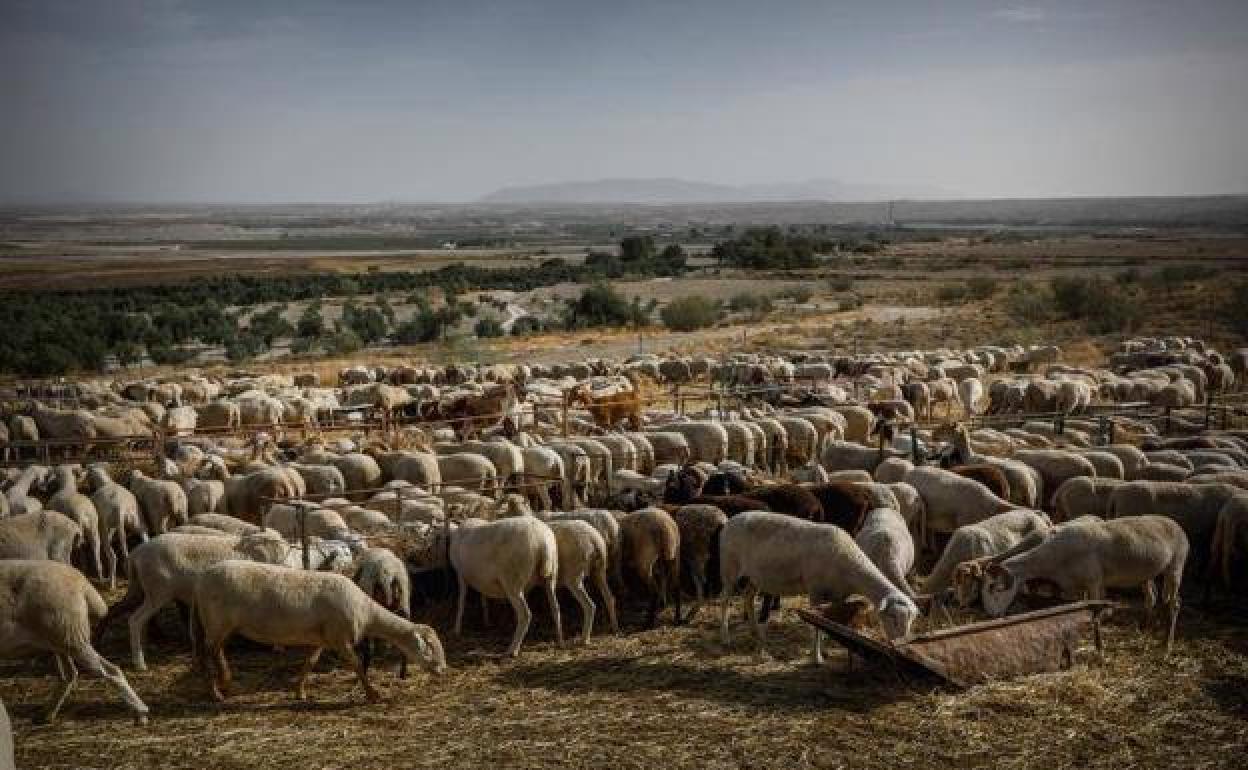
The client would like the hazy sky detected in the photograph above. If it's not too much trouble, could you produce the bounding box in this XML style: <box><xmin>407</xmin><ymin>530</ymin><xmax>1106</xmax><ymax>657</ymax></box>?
<box><xmin>3</xmin><ymin>0</ymin><xmax>1246</xmax><ymax>202</ymax></box>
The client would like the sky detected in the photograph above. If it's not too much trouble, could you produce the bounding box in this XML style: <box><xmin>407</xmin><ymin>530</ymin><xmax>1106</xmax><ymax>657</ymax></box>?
<box><xmin>2</xmin><ymin>0</ymin><xmax>1246</xmax><ymax>203</ymax></box>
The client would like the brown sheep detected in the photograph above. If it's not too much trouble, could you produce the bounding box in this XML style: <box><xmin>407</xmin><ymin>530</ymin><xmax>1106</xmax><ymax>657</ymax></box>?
<box><xmin>618</xmin><ymin>508</ymin><xmax>682</xmax><ymax>628</ymax></box>
<box><xmin>669</xmin><ymin>504</ymin><xmax>728</xmax><ymax>620</ymax></box>
<box><xmin>803</xmin><ymin>482</ymin><xmax>875</xmax><ymax>535</ymax></box>
<box><xmin>950</xmin><ymin>464</ymin><xmax>1012</xmax><ymax>503</ymax></box>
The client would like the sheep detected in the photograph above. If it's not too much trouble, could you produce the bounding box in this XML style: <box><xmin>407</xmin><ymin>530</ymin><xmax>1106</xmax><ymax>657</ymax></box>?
<box><xmin>547</xmin><ymin>519</ymin><xmax>618</xmax><ymax>643</ymax></box>
<box><xmin>899</xmin><ymin>467</ymin><xmax>1015</xmax><ymax>541</ymax></box>
<box><xmin>519</xmin><ymin>445</ymin><xmax>565</xmax><ymax>510</ymax></box>
<box><xmin>1010</xmin><ymin>449</ymin><xmax>1098</xmax><ymax>510</ymax></box>
<box><xmin>128</xmin><ymin>470</ymin><xmax>189</xmax><ymax>535</ymax></box>
<box><xmin>263</xmin><ymin>505</ymin><xmax>350</xmax><ymax>541</ymax></box>
<box><xmin>44</xmin><ymin>465</ymin><xmax>103</xmax><ymax>579</ymax></box>
<box><xmin>1098</xmin><ymin>444</ymin><xmax>1150</xmax><ymax>480</ymax></box>
<box><xmin>981</xmin><ymin>515</ymin><xmax>1188</xmax><ymax>652</ymax></box>
<box><xmin>5</xmin><ymin>466</ymin><xmax>46</xmax><ymax>516</ymax></box>
<box><xmin>188</xmin><ymin>512</ymin><xmax>262</xmax><ymax>536</ymax></box>
<box><xmin>442</xmin><ymin>516</ymin><xmax>562</xmax><ymax>655</ymax></box>
<box><xmin>1054</xmin><ymin>477</ymin><xmax>1126</xmax><ymax>522</ymax></box>
<box><xmin>290</xmin><ymin>462</ymin><xmax>347</xmax><ymax>497</ymax></box>
<box><xmin>669</xmin><ymin>503</ymin><xmax>728</xmax><ymax>619</ymax></box>
<box><xmin>351</xmin><ymin>546</ymin><xmax>414</xmax><ymax>677</ymax></box>
<box><xmin>101</xmin><ymin>530</ymin><xmax>291</xmax><ymax>671</ymax></box>
<box><xmin>803</xmin><ymin>481</ymin><xmax>875</xmax><ymax>533</ymax></box>
<box><xmin>1074</xmin><ymin>450</ymin><xmax>1126</xmax><ymax>480</ymax></box>
<box><xmin>437</xmin><ymin>452</ymin><xmax>499</xmax><ymax>498</ymax></box>
<box><xmin>949</xmin><ymin>464</ymin><xmax>1011</xmax><ymax>502</ymax></box>
<box><xmin>922</xmin><ymin>509</ymin><xmax>1054</xmax><ymax>599</ymax></box>
<box><xmin>854</xmin><ymin>508</ymin><xmax>916</xmax><ymax>597</ymax></box>
<box><xmin>1137</xmin><ymin>463</ymin><xmax>1191</xmax><ymax>482</ymax></box>
<box><xmin>1106</xmin><ymin>481</ymin><xmax>1240</xmax><ymax>591</ymax></box>
<box><xmin>0</xmin><ymin>512</ymin><xmax>82</xmax><ymax>564</ymax></box>
<box><xmin>85</xmin><ymin>466</ymin><xmax>148</xmax><ymax>589</ymax></box>
<box><xmin>190</xmin><ymin>560</ymin><xmax>445</xmax><ymax>701</ymax></box>
<box><xmin>539</xmin><ymin>509</ymin><xmax>624</xmax><ymax>588</ymax></box>
<box><xmin>617</xmin><ymin>507</ymin><xmax>682</xmax><ymax>628</ymax></box>
<box><xmin>0</xmin><ymin>560</ymin><xmax>149</xmax><ymax>724</ymax></box>
<box><xmin>341</xmin><ymin>505</ymin><xmax>395</xmax><ymax>534</ymax></box>
<box><xmin>718</xmin><ymin>512</ymin><xmax>918</xmax><ymax>664</ymax></box>
<box><xmin>645</xmin><ymin>431</ymin><xmax>693</xmax><ymax>466</ymax></box>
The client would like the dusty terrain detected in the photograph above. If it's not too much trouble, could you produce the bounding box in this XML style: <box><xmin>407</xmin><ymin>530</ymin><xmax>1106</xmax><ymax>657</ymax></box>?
<box><xmin>2</xmin><ymin>590</ymin><xmax>1246</xmax><ymax>770</ymax></box>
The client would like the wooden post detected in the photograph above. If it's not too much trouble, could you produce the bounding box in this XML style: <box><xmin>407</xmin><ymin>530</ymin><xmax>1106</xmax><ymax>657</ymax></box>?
<box><xmin>561</xmin><ymin>391</ymin><xmax>570</xmax><ymax>438</ymax></box>
<box><xmin>298</xmin><ymin>503</ymin><xmax>311</xmax><ymax>571</ymax></box>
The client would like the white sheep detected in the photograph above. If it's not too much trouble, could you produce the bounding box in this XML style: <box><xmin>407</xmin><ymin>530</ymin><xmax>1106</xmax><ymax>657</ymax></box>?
<box><xmin>1054</xmin><ymin>477</ymin><xmax>1125</xmax><ymax>522</ymax></box>
<box><xmin>45</xmin><ymin>465</ymin><xmax>103</xmax><ymax>579</ymax></box>
<box><xmin>106</xmin><ymin>530</ymin><xmax>291</xmax><ymax>670</ymax></box>
<box><xmin>190</xmin><ymin>560</ymin><xmax>445</xmax><ymax>702</ymax></box>
<box><xmin>982</xmin><ymin>515</ymin><xmax>1188</xmax><ymax>652</ymax></box>
<box><xmin>718</xmin><ymin>511</ymin><xmax>918</xmax><ymax>664</ymax></box>
<box><xmin>547</xmin><ymin>519</ymin><xmax>618</xmax><ymax>643</ymax></box>
<box><xmin>87</xmin><ymin>466</ymin><xmax>149</xmax><ymax>589</ymax></box>
<box><xmin>922</xmin><ymin>509</ymin><xmax>1053</xmax><ymax>601</ymax></box>
<box><xmin>263</xmin><ymin>504</ymin><xmax>350</xmax><ymax>541</ymax></box>
<box><xmin>0</xmin><ymin>560</ymin><xmax>148</xmax><ymax>724</ymax></box>
<box><xmin>188</xmin><ymin>512</ymin><xmax>263</xmax><ymax>536</ymax></box>
<box><xmin>854</xmin><ymin>507</ymin><xmax>916</xmax><ymax>597</ymax></box>
<box><xmin>0</xmin><ymin>511</ymin><xmax>82</xmax><ymax>564</ymax></box>
<box><xmin>127</xmin><ymin>470</ymin><xmax>189</xmax><ymax>535</ymax></box>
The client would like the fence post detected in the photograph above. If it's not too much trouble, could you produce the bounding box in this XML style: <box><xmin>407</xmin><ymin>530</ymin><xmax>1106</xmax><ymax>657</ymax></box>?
<box><xmin>298</xmin><ymin>503</ymin><xmax>311</xmax><ymax>571</ymax></box>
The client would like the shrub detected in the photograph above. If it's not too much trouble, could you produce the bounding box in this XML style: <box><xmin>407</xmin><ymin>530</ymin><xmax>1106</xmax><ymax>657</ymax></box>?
<box><xmin>322</xmin><ymin>329</ymin><xmax>362</xmax><ymax>355</ymax></box>
<box><xmin>474</xmin><ymin>317</ymin><xmax>504</xmax><ymax>338</ymax></box>
<box><xmin>777</xmin><ymin>286</ymin><xmax>814</xmax><ymax>304</ymax></box>
<box><xmin>728</xmin><ymin>292</ymin><xmax>774</xmax><ymax>315</ymax></box>
<box><xmin>563</xmin><ymin>283</ymin><xmax>648</xmax><ymax>329</ymax></box>
<box><xmin>660</xmin><ymin>295</ymin><xmax>722</xmax><ymax>332</ymax></box>
<box><xmin>511</xmin><ymin>316</ymin><xmax>545</xmax><ymax>336</ymax></box>
<box><xmin>827</xmin><ymin>275</ymin><xmax>855</xmax><ymax>292</ymax></box>
<box><xmin>937</xmin><ymin>285</ymin><xmax>968</xmax><ymax>303</ymax></box>
<box><xmin>967</xmin><ymin>275</ymin><xmax>999</xmax><ymax>300</ymax></box>
<box><xmin>1003</xmin><ymin>283</ymin><xmax>1053</xmax><ymax>324</ymax></box>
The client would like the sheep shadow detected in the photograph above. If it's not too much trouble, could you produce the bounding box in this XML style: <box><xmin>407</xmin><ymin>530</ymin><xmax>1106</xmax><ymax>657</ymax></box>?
<box><xmin>494</xmin><ymin>653</ymin><xmax>921</xmax><ymax>715</ymax></box>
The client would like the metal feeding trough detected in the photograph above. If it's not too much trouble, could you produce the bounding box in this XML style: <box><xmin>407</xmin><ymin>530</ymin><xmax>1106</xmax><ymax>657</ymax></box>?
<box><xmin>797</xmin><ymin>600</ymin><xmax>1116</xmax><ymax>687</ymax></box>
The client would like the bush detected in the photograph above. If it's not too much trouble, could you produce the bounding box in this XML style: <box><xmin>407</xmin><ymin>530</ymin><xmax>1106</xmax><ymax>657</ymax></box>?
<box><xmin>937</xmin><ymin>285</ymin><xmax>968</xmax><ymax>303</ymax></box>
<box><xmin>827</xmin><ymin>275</ymin><xmax>855</xmax><ymax>292</ymax></box>
<box><xmin>563</xmin><ymin>283</ymin><xmax>649</xmax><ymax>329</ymax></box>
<box><xmin>777</xmin><ymin>286</ymin><xmax>814</xmax><ymax>304</ymax></box>
<box><xmin>511</xmin><ymin>316</ymin><xmax>545</xmax><ymax>336</ymax></box>
<box><xmin>838</xmin><ymin>295</ymin><xmax>864</xmax><ymax>312</ymax></box>
<box><xmin>1003</xmin><ymin>283</ymin><xmax>1053</xmax><ymax>324</ymax></box>
<box><xmin>660</xmin><ymin>295</ymin><xmax>722</xmax><ymax>331</ymax></box>
<box><xmin>728</xmin><ymin>292</ymin><xmax>774</xmax><ymax>314</ymax></box>
<box><xmin>474</xmin><ymin>317</ymin><xmax>504</xmax><ymax>338</ymax></box>
<box><xmin>322</xmin><ymin>329</ymin><xmax>362</xmax><ymax>355</ymax></box>
<box><xmin>967</xmin><ymin>275</ymin><xmax>999</xmax><ymax>299</ymax></box>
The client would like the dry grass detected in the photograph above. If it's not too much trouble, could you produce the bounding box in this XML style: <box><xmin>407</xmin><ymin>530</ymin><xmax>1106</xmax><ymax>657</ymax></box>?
<box><xmin>3</xmin><ymin>592</ymin><xmax>1246</xmax><ymax>770</ymax></box>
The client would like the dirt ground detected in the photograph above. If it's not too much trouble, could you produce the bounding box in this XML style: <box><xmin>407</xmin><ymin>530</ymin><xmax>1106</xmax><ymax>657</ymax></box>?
<box><xmin>2</xmin><ymin>591</ymin><xmax>1246</xmax><ymax>770</ymax></box>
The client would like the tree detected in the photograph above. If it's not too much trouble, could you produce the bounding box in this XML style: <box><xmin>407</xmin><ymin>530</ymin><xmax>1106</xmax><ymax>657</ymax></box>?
<box><xmin>619</xmin><ymin>235</ymin><xmax>655</xmax><ymax>263</ymax></box>
<box><xmin>474</xmin><ymin>317</ymin><xmax>504</xmax><ymax>338</ymax></box>
<box><xmin>563</xmin><ymin>283</ymin><xmax>648</xmax><ymax>329</ymax></box>
<box><xmin>296</xmin><ymin>304</ymin><xmax>325</xmax><ymax>338</ymax></box>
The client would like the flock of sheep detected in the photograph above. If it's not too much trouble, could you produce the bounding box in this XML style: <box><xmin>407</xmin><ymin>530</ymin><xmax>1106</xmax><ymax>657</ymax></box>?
<box><xmin>2</xmin><ymin>333</ymin><xmax>1248</xmax><ymax>736</ymax></box>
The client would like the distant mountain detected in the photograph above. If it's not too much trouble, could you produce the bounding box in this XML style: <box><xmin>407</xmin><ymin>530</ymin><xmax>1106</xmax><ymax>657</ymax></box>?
<box><xmin>478</xmin><ymin>177</ymin><xmax>954</xmax><ymax>204</ymax></box>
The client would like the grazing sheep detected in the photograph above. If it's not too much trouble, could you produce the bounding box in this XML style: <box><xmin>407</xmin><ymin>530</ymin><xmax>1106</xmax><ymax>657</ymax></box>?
<box><xmin>1074</xmin><ymin>450</ymin><xmax>1126</xmax><ymax>480</ymax></box>
<box><xmin>718</xmin><ymin>512</ymin><xmax>918</xmax><ymax>663</ymax></box>
<box><xmin>982</xmin><ymin>516</ymin><xmax>1188</xmax><ymax>652</ymax></box>
<box><xmin>539</xmin><ymin>509</ymin><xmax>624</xmax><ymax>588</ymax></box>
<box><xmin>669</xmin><ymin>504</ymin><xmax>728</xmax><ymax>619</ymax></box>
<box><xmin>45</xmin><ymin>465</ymin><xmax>103</xmax><ymax>578</ymax></box>
<box><xmin>854</xmin><ymin>508</ymin><xmax>916</xmax><ymax>597</ymax></box>
<box><xmin>0</xmin><ymin>560</ymin><xmax>148</xmax><ymax>724</ymax></box>
<box><xmin>949</xmin><ymin>464</ymin><xmax>1011</xmax><ymax>502</ymax></box>
<box><xmin>6</xmin><ymin>466</ymin><xmax>46</xmax><ymax>516</ymax></box>
<box><xmin>923</xmin><ymin>509</ymin><xmax>1053</xmax><ymax>600</ymax></box>
<box><xmin>102</xmin><ymin>530</ymin><xmax>291</xmax><ymax>670</ymax></box>
<box><xmin>263</xmin><ymin>505</ymin><xmax>350</xmax><ymax>541</ymax></box>
<box><xmin>128</xmin><ymin>470</ymin><xmax>189</xmax><ymax>535</ymax></box>
<box><xmin>1011</xmin><ymin>449</ymin><xmax>1098</xmax><ymax>510</ymax></box>
<box><xmin>352</xmin><ymin>546</ymin><xmax>414</xmax><ymax>676</ymax></box>
<box><xmin>190</xmin><ymin>560</ymin><xmax>445</xmax><ymax>701</ymax></box>
<box><xmin>188</xmin><ymin>512</ymin><xmax>262</xmax><ymax>536</ymax></box>
<box><xmin>0</xmin><ymin>512</ymin><xmax>82</xmax><ymax>564</ymax></box>
<box><xmin>547</xmin><ymin>519</ymin><xmax>618</xmax><ymax>643</ymax></box>
<box><xmin>661</xmin><ymin>421</ymin><xmax>730</xmax><ymax>465</ymax></box>
<box><xmin>645</xmin><ymin>431</ymin><xmax>693</xmax><ymax>466</ymax></box>
<box><xmin>1054</xmin><ymin>477</ymin><xmax>1126</xmax><ymax>522</ymax></box>
<box><xmin>618</xmin><ymin>508</ymin><xmax>682</xmax><ymax>628</ymax></box>
<box><xmin>86</xmin><ymin>466</ymin><xmax>148</xmax><ymax>590</ymax></box>
<box><xmin>900</xmin><ymin>467</ymin><xmax>1015</xmax><ymax>540</ymax></box>
<box><xmin>803</xmin><ymin>481</ymin><xmax>875</xmax><ymax>533</ymax></box>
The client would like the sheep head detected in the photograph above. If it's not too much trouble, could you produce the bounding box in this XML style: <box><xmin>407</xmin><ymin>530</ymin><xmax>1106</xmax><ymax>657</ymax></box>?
<box><xmin>951</xmin><ymin>560</ymin><xmax>987</xmax><ymax>608</ymax></box>
<box><xmin>876</xmin><ymin>595</ymin><xmax>918</xmax><ymax>642</ymax></box>
<box><xmin>238</xmin><ymin>529</ymin><xmax>292</xmax><ymax>565</ymax></box>
<box><xmin>980</xmin><ymin>563</ymin><xmax>1019</xmax><ymax>618</ymax></box>
<box><xmin>396</xmin><ymin>623</ymin><xmax>447</xmax><ymax>675</ymax></box>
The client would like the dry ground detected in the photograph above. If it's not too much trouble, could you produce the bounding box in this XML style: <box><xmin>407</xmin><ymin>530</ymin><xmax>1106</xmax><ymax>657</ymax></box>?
<box><xmin>2</xmin><ymin>591</ymin><xmax>1246</xmax><ymax>770</ymax></box>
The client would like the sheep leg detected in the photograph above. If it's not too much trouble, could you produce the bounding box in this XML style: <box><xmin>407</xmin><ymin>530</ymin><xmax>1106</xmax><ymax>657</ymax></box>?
<box><xmin>742</xmin><ymin>584</ymin><xmax>770</xmax><ymax>654</ymax></box>
<box><xmin>104</xmin><ymin>531</ymin><xmax>119</xmax><ymax>592</ymax></box>
<box><xmin>72</xmin><ymin>645</ymin><xmax>149</xmax><ymax>724</ymax></box>
<box><xmin>593</xmin><ymin>562</ymin><xmax>619</xmax><ymax>633</ymax></box>
<box><xmin>296</xmin><ymin>647</ymin><xmax>323</xmax><ymax>700</ymax></box>
<box><xmin>453</xmin><ymin>573</ymin><xmax>468</xmax><ymax>637</ymax></box>
<box><xmin>1140</xmin><ymin>579</ymin><xmax>1158</xmax><ymax>631</ymax></box>
<box><xmin>504</xmin><ymin>589</ymin><xmax>533</xmax><ymax>657</ymax></box>
<box><xmin>719</xmin><ymin>587</ymin><xmax>734</xmax><ymax>645</ymax></box>
<box><xmin>546</xmin><ymin>578</ymin><xmax>564</xmax><ymax>646</ymax></box>
<box><xmin>567</xmin><ymin>578</ymin><xmax>596</xmax><ymax>644</ymax></box>
<box><xmin>340</xmin><ymin>646</ymin><xmax>381</xmax><ymax>702</ymax></box>
<box><xmin>43</xmin><ymin>655</ymin><xmax>78</xmax><ymax>724</ymax></box>
<box><xmin>1164</xmin><ymin>570</ymin><xmax>1182</xmax><ymax>654</ymax></box>
<box><xmin>670</xmin><ymin>560</ymin><xmax>682</xmax><ymax>628</ymax></box>
<box><xmin>812</xmin><ymin>627</ymin><xmax>824</xmax><ymax>665</ymax></box>
<box><xmin>210</xmin><ymin>638</ymin><xmax>233</xmax><ymax>701</ymax></box>
<box><xmin>128</xmin><ymin>596</ymin><xmax>166</xmax><ymax>671</ymax></box>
